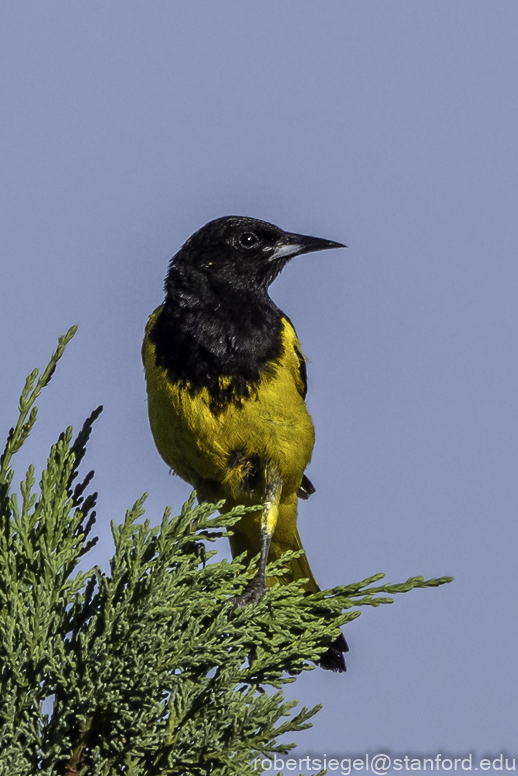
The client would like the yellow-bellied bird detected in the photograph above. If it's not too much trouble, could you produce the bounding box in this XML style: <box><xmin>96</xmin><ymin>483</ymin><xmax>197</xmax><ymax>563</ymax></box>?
<box><xmin>142</xmin><ymin>216</ymin><xmax>348</xmax><ymax>671</ymax></box>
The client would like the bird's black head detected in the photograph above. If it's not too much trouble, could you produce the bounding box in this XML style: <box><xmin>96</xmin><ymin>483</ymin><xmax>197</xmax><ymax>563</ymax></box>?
<box><xmin>165</xmin><ymin>215</ymin><xmax>345</xmax><ymax>297</ymax></box>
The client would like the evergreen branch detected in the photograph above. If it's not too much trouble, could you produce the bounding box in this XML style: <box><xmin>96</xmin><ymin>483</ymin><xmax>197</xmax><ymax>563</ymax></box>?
<box><xmin>0</xmin><ymin>326</ymin><xmax>77</xmax><ymax>487</ymax></box>
<box><xmin>0</xmin><ymin>333</ymin><xmax>454</xmax><ymax>775</ymax></box>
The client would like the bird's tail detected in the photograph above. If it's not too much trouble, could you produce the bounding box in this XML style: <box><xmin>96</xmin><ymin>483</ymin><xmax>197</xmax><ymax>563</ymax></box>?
<box><xmin>227</xmin><ymin>492</ymin><xmax>319</xmax><ymax>592</ymax></box>
<box><xmin>227</xmin><ymin>494</ymin><xmax>348</xmax><ymax>672</ymax></box>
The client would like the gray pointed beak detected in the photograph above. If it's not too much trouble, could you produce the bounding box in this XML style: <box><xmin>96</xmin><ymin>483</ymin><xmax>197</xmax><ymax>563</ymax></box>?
<box><xmin>270</xmin><ymin>232</ymin><xmax>346</xmax><ymax>261</ymax></box>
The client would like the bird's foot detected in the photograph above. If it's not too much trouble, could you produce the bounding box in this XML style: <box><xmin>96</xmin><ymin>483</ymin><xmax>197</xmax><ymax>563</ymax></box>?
<box><xmin>231</xmin><ymin>574</ymin><xmax>267</xmax><ymax>609</ymax></box>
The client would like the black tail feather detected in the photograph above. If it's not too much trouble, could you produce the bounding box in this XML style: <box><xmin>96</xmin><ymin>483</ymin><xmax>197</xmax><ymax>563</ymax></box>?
<box><xmin>297</xmin><ymin>474</ymin><xmax>316</xmax><ymax>500</ymax></box>
<box><xmin>318</xmin><ymin>631</ymin><xmax>349</xmax><ymax>673</ymax></box>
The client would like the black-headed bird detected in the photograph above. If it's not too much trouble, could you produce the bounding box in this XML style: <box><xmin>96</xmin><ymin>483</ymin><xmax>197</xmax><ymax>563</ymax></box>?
<box><xmin>142</xmin><ymin>216</ymin><xmax>348</xmax><ymax>671</ymax></box>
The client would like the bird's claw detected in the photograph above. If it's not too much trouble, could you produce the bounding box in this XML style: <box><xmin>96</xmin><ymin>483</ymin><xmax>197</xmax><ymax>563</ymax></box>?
<box><xmin>231</xmin><ymin>574</ymin><xmax>267</xmax><ymax>609</ymax></box>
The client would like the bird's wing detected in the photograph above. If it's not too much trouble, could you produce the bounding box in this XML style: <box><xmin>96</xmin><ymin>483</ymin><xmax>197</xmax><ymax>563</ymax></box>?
<box><xmin>281</xmin><ymin>315</ymin><xmax>309</xmax><ymax>401</ymax></box>
<box><xmin>294</xmin><ymin>344</ymin><xmax>308</xmax><ymax>400</ymax></box>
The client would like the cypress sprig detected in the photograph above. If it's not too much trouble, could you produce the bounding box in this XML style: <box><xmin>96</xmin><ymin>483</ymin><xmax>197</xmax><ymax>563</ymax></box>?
<box><xmin>0</xmin><ymin>333</ymin><xmax>454</xmax><ymax>776</ymax></box>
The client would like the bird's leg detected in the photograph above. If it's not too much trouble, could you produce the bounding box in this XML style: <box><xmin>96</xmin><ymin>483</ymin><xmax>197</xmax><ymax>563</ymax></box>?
<box><xmin>257</xmin><ymin>464</ymin><xmax>282</xmax><ymax>580</ymax></box>
<box><xmin>232</xmin><ymin>463</ymin><xmax>282</xmax><ymax>608</ymax></box>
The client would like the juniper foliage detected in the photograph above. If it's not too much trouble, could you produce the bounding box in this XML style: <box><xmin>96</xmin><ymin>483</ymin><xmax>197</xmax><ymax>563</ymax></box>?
<box><xmin>0</xmin><ymin>330</ymin><xmax>453</xmax><ymax>775</ymax></box>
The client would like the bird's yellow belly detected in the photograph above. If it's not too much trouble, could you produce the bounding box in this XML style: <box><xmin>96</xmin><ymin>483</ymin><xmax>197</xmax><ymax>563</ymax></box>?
<box><xmin>142</xmin><ymin>337</ymin><xmax>315</xmax><ymax>503</ymax></box>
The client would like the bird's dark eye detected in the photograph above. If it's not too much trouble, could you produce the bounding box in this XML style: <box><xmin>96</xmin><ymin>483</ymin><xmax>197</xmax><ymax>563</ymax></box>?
<box><xmin>239</xmin><ymin>232</ymin><xmax>259</xmax><ymax>249</ymax></box>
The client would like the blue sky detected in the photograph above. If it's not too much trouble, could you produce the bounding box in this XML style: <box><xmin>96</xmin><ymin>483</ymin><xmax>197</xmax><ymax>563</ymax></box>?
<box><xmin>1</xmin><ymin>2</ymin><xmax>517</xmax><ymax>771</ymax></box>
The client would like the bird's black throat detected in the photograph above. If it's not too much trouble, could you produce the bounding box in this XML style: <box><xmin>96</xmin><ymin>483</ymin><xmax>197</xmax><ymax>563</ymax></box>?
<box><xmin>149</xmin><ymin>278</ymin><xmax>284</xmax><ymax>408</ymax></box>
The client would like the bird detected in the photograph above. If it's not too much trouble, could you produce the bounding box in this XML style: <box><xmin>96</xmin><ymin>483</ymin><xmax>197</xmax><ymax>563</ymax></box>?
<box><xmin>142</xmin><ymin>215</ymin><xmax>348</xmax><ymax>671</ymax></box>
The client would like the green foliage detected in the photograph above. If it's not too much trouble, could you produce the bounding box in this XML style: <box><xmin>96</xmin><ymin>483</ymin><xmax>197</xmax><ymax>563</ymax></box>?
<box><xmin>0</xmin><ymin>331</ymin><xmax>453</xmax><ymax>775</ymax></box>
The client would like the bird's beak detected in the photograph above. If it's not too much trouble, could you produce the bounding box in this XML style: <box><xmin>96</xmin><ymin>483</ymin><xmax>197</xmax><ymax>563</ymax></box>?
<box><xmin>270</xmin><ymin>232</ymin><xmax>346</xmax><ymax>261</ymax></box>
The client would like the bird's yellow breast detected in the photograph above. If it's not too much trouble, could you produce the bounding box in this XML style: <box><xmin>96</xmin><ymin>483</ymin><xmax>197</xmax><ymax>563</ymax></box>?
<box><xmin>142</xmin><ymin>307</ymin><xmax>315</xmax><ymax>502</ymax></box>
